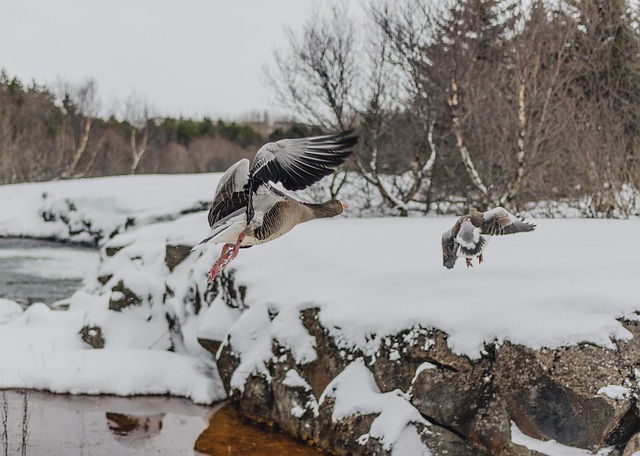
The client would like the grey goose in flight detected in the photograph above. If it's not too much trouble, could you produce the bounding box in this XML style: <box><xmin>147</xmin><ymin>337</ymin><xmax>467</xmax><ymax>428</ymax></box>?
<box><xmin>442</xmin><ymin>207</ymin><xmax>535</xmax><ymax>269</ymax></box>
<box><xmin>193</xmin><ymin>131</ymin><xmax>357</xmax><ymax>282</ymax></box>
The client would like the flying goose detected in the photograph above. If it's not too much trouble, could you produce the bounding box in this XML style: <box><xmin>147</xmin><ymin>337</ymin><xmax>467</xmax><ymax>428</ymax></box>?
<box><xmin>193</xmin><ymin>131</ymin><xmax>357</xmax><ymax>282</ymax></box>
<box><xmin>441</xmin><ymin>207</ymin><xmax>535</xmax><ymax>269</ymax></box>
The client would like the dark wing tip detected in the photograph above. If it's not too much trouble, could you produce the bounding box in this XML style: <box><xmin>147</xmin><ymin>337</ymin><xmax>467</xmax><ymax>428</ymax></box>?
<box><xmin>443</xmin><ymin>256</ymin><xmax>457</xmax><ymax>269</ymax></box>
<box><xmin>257</xmin><ymin>130</ymin><xmax>358</xmax><ymax>192</ymax></box>
<box><xmin>309</xmin><ymin>129</ymin><xmax>358</xmax><ymax>149</ymax></box>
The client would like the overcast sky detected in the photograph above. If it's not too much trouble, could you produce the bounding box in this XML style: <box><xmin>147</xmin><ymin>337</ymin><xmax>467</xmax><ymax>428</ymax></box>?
<box><xmin>0</xmin><ymin>0</ymin><xmax>345</xmax><ymax>120</ymax></box>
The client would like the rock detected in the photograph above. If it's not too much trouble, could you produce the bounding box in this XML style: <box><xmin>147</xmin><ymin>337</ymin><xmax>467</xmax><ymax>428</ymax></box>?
<box><xmin>495</xmin><ymin>342</ymin><xmax>637</xmax><ymax>450</ymax></box>
<box><xmin>105</xmin><ymin>246</ymin><xmax>124</xmax><ymax>257</ymax></box>
<box><xmin>623</xmin><ymin>432</ymin><xmax>640</xmax><ymax>456</ymax></box>
<box><xmin>216</xmin><ymin>307</ymin><xmax>484</xmax><ymax>455</ymax></box>
<box><xmin>164</xmin><ymin>244</ymin><xmax>192</xmax><ymax>271</ymax></box>
<box><xmin>97</xmin><ymin>274</ymin><xmax>112</xmax><ymax>285</ymax></box>
<box><xmin>372</xmin><ymin>328</ymin><xmax>471</xmax><ymax>394</ymax></box>
<box><xmin>299</xmin><ymin>307</ymin><xmax>352</xmax><ymax>396</ymax></box>
<box><xmin>411</xmin><ymin>361</ymin><xmax>488</xmax><ymax>436</ymax></box>
<box><xmin>79</xmin><ymin>324</ymin><xmax>105</xmax><ymax>348</ymax></box>
<box><xmin>108</xmin><ymin>280</ymin><xmax>142</xmax><ymax>311</ymax></box>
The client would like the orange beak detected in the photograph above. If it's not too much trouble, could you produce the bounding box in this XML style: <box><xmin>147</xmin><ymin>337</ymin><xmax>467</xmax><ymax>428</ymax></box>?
<box><xmin>341</xmin><ymin>203</ymin><xmax>348</xmax><ymax>209</ymax></box>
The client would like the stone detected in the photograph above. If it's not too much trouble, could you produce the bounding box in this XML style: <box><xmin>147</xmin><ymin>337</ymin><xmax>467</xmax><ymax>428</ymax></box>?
<box><xmin>79</xmin><ymin>324</ymin><xmax>105</xmax><ymax>348</ymax></box>
<box><xmin>164</xmin><ymin>244</ymin><xmax>192</xmax><ymax>271</ymax></box>
<box><xmin>495</xmin><ymin>343</ymin><xmax>637</xmax><ymax>450</ymax></box>
<box><xmin>97</xmin><ymin>274</ymin><xmax>112</xmax><ymax>285</ymax></box>
<box><xmin>108</xmin><ymin>280</ymin><xmax>141</xmax><ymax>311</ymax></box>
<box><xmin>622</xmin><ymin>432</ymin><xmax>640</xmax><ymax>456</ymax></box>
<box><xmin>105</xmin><ymin>245</ymin><xmax>124</xmax><ymax>257</ymax></box>
<box><xmin>411</xmin><ymin>360</ymin><xmax>488</xmax><ymax>436</ymax></box>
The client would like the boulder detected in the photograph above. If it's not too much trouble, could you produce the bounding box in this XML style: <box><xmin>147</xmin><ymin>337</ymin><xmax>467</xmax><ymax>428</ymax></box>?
<box><xmin>164</xmin><ymin>244</ymin><xmax>192</xmax><ymax>271</ymax></box>
<box><xmin>496</xmin><ymin>342</ymin><xmax>637</xmax><ymax>450</ymax></box>
<box><xmin>79</xmin><ymin>324</ymin><xmax>105</xmax><ymax>348</ymax></box>
<box><xmin>108</xmin><ymin>280</ymin><xmax>142</xmax><ymax>311</ymax></box>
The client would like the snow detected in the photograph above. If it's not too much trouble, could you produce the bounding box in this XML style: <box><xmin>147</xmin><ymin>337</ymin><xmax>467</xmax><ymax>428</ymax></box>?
<box><xmin>0</xmin><ymin>174</ymin><xmax>218</xmax><ymax>244</ymax></box>
<box><xmin>511</xmin><ymin>422</ymin><xmax>614</xmax><ymax>455</ymax></box>
<box><xmin>0</xmin><ymin>298</ymin><xmax>23</xmax><ymax>324</ymax></box>
<box><xmin>597</xmin><ymin>385</ymin><xmax>630</xmax><ymax>400</ymax></box>
<box><xmin>1</xmin><ymin>173</ymin><xmax>640</xmax><ymax>452</ymax></box>
<box><xmin>318</xmin><ymin>358</ymin><xmax>429</xmax><ymax>453</ymax></box>
<box><xmin>0</xmin><ymin>301</ymin><xmax>224</xmax><ymax>404</ymax></box>
<box><xmin>224</xmin><ymin>217</ymin><xmax>640</xmax><ymax>359</ymax></box>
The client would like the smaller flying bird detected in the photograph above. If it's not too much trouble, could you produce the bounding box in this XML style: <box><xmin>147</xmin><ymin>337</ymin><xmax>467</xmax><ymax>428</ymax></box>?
<box><xmin>441</xmin><ymin>207</ymin><xmax>535</xmax><ymax>269</ymax></box>
<box><xmin>193</xmin><ymin>131</ymin><xmax>357</xmax><ymax>282</ymax></box>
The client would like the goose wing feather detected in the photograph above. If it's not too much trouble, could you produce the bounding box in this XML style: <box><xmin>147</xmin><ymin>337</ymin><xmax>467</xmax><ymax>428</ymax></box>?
<box><xmin>249</xmin><ymin>130</ymin><xmax>356</xmax><ymax>192</ymax></box>
<box><xmin>481</xmin><ymin>207</ymin><xmax>536</xmax><ymax>236</ymax></box>
<box><xmin>207</xmin><ymin>159</ymin><xmax>250</xmax><ymax>228</ymax></box>
<box><xmin>441</xmin><ymin>228</ymin><xmax>460</xmax><ymax>269</ymax></box>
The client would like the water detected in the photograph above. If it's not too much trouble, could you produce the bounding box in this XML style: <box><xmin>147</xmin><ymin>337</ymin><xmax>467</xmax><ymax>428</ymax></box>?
<box><xmin>0</xmin><ymin>239</ymin><xmax>322</xmax><ymax>455</ymax></box>
<box><xmin>1</xmin><ymin>392</ymin><xmax>323</xmax><ymax>456</ymax></box>
<box><xmin>1</xmin><ymin>390</ymin><xmax>213</xmax><ymax>456</ymax></box>
<box><xmin>0</xmin><ymin>238</ymin><xmax>99</xmax><ymax>306</ymax></box>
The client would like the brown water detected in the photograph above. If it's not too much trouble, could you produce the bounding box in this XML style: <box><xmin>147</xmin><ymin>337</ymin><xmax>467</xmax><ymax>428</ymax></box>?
<box><xmin>196</xmin><ymin>403</ymin><xmax>324</xmax><ymax>455</ymax></box>
<box><xmin>1</xmin><ymin>391</ymin><xmax>324</xmax><ymax>455</ymax></box>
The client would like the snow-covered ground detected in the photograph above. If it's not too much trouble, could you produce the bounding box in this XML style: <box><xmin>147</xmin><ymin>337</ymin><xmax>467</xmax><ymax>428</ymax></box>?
<box><xmin>1</xmin><ymin>174</ymin><xmax>639</xmax><ymax>453</ymax></box>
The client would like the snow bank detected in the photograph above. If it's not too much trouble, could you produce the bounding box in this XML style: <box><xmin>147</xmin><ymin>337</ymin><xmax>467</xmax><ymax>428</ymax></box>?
<box><xmin>219</xmin><ymin>217</ymin><xmax>640</xmax><ymax>360</ymax></box>
<box><xmin>0</xmin><ymin>174</ymin><xmax>218</xmax><ymax>244</ymax></box>
<box><xmin>0</xmin><ymin>301</ymin><xmax>224</xmax><ymax>404</ymax></box>
<box><xmin>319</xmin><ymin>358</ymin><xmax>429</xmax><ymax>452</ymax></box>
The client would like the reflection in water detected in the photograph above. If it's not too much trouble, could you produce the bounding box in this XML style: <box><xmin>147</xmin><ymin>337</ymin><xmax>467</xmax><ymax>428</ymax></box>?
<box><xmin>1</xmin><ymin>392</ymin><xmax>324</xmax><ymax>455</ymax></box>
<box><xmin>196</xmin><ymin>403</ymin><xmax>324</xmax><ymax>455</ymax></box>
<box><xmin>1</xmin><ymin>390</ymin><xmax>212</xmax><ymax>456</ymax></box>
<box><xmin>106</xmin><ymin>412</ymin><xmax>165</xmax><ymax>448</ymax></box>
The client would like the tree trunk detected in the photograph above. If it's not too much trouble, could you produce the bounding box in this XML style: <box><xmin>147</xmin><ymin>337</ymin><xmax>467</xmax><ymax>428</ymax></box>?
<box><xmin>130</xmin><ymin>123</ymin><xmax>149</xmax><ymax>174</ymax></box>
<box><xmin>67</xmin><ymin>116</ymin><xmax>92</xmax><ymax>177</ymax></box>
<box><xmin>448</xmin><ymin>75</ymin><xmax>492</xmax><ymax>207</ymax></box>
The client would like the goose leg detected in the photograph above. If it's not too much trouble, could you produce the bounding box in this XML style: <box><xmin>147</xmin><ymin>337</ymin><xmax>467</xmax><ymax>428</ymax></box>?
<box><xmin>207</xmin><ymin>233</ymin><xmax>247</xmax><ymax>282</ymax></box>
<box><xmin>466</xmin><ymin>258</ymin><xmax>473</xmax><ymax>268</ymax></box>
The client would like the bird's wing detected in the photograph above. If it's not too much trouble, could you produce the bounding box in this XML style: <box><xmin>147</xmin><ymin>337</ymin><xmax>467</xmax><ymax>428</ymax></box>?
<box><xmin>248</xmin><ymin>130</ymin><xmax>357</xmax><ymax>192</ymax></box>
<box><xmin>441</xmin><ymin>228</ymin><xmax>460</xmax><ymax>269</ymax></box>
<box><xmin>480</xmin><ymin>207</ymin><xmax>536</xmax><ymax>236</ymax></box>
<box><xmin>207</xmin><ymin>159</ymin><xmax>250</xmax><ymax>227</ymax></box>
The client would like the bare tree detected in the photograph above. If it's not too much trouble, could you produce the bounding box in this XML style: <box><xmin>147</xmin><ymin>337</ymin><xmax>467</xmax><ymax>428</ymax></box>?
<box><xmin>123</xmin><ymin>91</ymin><xmax>152</xmax><ymax>174</ymax></box>
<box><xmin>56</xmin><ymin>78</ymin><xmax>101</xmax><ymax>177</ymax></box>
<box><xmin>361</xmin><ymin>0</ymin><xmax>439</xmax><ymax>215</ymax></box>
<box><xmin>266</xmin><ymin>0</ymin><xmax>439</xmax><ymax>214</ymax></box>
<box><xmin>499</xmin><ymin>0</ymin><xmax>578</xmax><ymax>207</ymax></box>
<box><xmin>266</xmin><ymin>1</ymin><xmax>359</xmax><ymax>131</ymax></box>
<box><xmin>563</xmin><ymin>0</ymin><xmax>640</xmax><ymax>216</ymax></box>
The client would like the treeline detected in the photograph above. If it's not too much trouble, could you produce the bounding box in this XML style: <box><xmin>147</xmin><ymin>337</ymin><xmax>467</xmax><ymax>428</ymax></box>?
<box><xmin>0</xmin><ymin>71</ymin><xmax>285</xmax><ymax>184</ymax></box>
<box><xmin>268</xmin><ymin>0</ymin><xmax>640</xmax><ymax>216</ymax></box>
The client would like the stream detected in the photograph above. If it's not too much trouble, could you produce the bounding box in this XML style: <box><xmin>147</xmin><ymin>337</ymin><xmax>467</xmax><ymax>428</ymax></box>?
<box><xmin>0</xmin><ymin>238</ymin><xmax>98</xmax><ymax>306</ymax></box>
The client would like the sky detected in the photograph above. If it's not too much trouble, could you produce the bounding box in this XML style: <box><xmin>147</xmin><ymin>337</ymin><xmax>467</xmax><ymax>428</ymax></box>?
<box><xmin>0</xmin><ymin>0</ymin><xmax>343</xmax><ymax>120</ymax></box>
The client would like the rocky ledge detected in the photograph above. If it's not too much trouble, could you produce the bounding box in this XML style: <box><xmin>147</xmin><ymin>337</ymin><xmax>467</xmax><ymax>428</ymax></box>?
<box><xmin>202</xmin><ymin>304</ymin><xmax>640</xmax><ymax>455</ymax></box>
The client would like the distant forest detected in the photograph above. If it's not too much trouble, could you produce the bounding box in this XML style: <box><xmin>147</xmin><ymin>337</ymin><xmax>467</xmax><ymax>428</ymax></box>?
<box><xmin>2</xmin><ymin>0</ymin><xmax>640</xmax><ymax>217</ymax></box>
<box><xmin>0</xmin><ymin>70</ymin><xmax>310</xmax><ymax>184</ymax></box>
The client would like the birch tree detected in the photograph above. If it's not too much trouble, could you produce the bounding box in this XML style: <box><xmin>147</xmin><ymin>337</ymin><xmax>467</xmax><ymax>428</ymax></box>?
<box><xmin>362</xmin><ymin>0</ymin><xmax>439</xmax><ymax>215</ymax></box>
<box><xmin>123</xmin><ymin>92</ymin><xmax>151</xmax><ymax>174</ymax></box>
<box><xmin>266</xmin><ymin>0</ymin><xmax>440</xmax><ymax>214</ymax></box>
<box><xmin>57</xmin><ymin>78</ymin><xmax>100</xmax><ymax>177</ymax></box>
